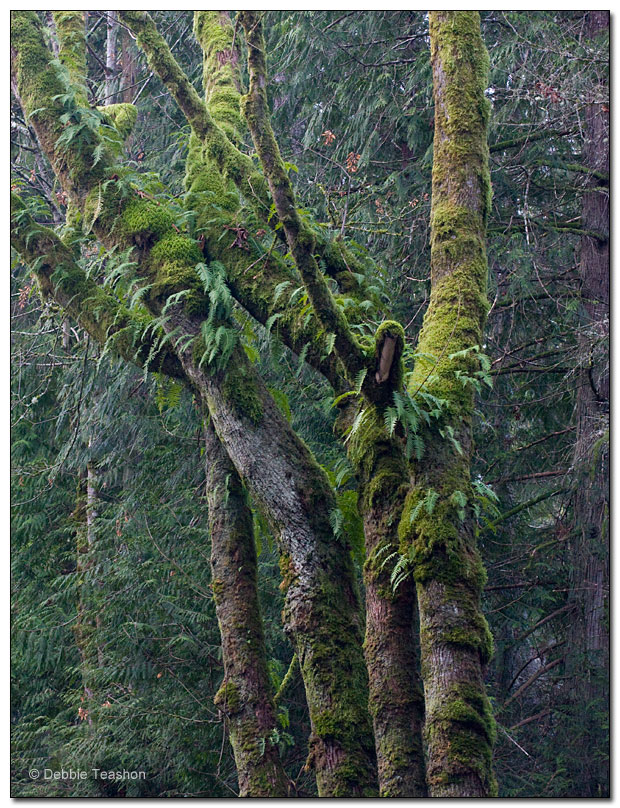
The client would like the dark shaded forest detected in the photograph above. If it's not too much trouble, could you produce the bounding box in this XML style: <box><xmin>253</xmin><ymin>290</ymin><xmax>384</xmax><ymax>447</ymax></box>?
<box><xmin>11</xmin><ymin>11</ymin><xmax>608</xmax><ymax>798</ymax></box>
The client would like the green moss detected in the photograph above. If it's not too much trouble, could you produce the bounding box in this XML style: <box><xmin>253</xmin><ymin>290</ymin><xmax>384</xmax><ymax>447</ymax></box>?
<box><xmin>424</xmin><ymin>676</ymin><xmax>497</xmax><ymax>794</ymax></box>
<box><xmin>348</xmin><ymin>406</ymin><xmax>408</xmax><ymax>511</ymax></box>
<box><xmin>121</xmin><ymin>199</ymin><xmax>174</xmax><ymax>239</ymax></box>
<box><xmin>99</xmin><ymin>103</ymin><xmax>138</xmax><ymax>140</ymax></box>
<box><xmin>214</xmin><ymin>679</ymin><xmax>241</xmax><ymax>712</ymax></box>
<box><xmin>211</xmin><ymin>578</ymin><xmax>224</xmax><ymax>604</ymax></box>
<box><xmin>53</xmin><ymin>11</ymin><xmax>88</xmax><ymax>104</ymax></box>
<box><xmin>11</xmin><ymin>12</ymin><xmax>76</xmax><ymax>174</ymax></box>
<box><xmin>194</xmin><ymin>11</ymin><xmax>245</xmax><ymax>146</ymax></box>
<box><xmin>150</xmin><ymin>232</ymin><xmax>202</xmax><ymax>265</ymax></box>
<box><xmin>221</xmin><ymin>363</ymin><xmax>263</xmax><ymax>426</ymax></box>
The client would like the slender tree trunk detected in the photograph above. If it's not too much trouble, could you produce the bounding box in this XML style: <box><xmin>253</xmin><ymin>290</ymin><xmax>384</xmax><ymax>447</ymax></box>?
<box><xmin>73</xmin><ymin>471</ymin><xmax>94</xmax><ymax>724</ymax></box>
<box><xmin>204</xmin><ymin>420</ymin><xmax>289</xmax><ymax>797</ymax></box>
<box><xmin>105</xmin><ymin>11</ymin><xmax>118</xmax><ymax>104</ymax></box>
<box><xmin>567</xmin><ymin>10</ymin><xmax>609</xmax><ymax>796</ymax></box>
<box><xmin>357</xmin><ymin>444</ymin><xmax>427</xmax><ymax>797</ymax></box>
<box><xmin>401</xmin><ymin>12</ymin><xmax>496</xmax><ymax>797</ymax></box>
<box><xmin>343</xmin><ymin>390</ymin><xmax>427</xmax><ymax>797</ymax></box>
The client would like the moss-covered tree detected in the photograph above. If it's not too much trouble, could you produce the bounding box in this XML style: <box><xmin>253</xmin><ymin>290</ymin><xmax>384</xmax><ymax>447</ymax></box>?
<box><xmin>398</xmin><ymin>12</ymin><xmax>496</xmax><ymax>796</ymax></box>
<box><xmin>11</xmin><ymin>9</ymin><xmax>500</xmax><ymax>797</ymax></box>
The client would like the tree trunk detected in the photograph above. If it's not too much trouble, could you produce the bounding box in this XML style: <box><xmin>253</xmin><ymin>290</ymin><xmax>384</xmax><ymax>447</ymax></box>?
<box><xmin>204</xmin><ymin>420</ymin><xmax>289</xmax><ymax>797</ymax></box>
<box><xmin>343</xmin><ymin>393</ymin><xmax>427</xmax><ymax>797</ymax></box>
<box><xmin>358</xmin><ymin>450</ymin><xmax>427</xmax><ymax>797</ymax></box>
<box><xmin>567</xmin><ymin>10</ymin><xmax>609</xmax><ymax>796</ymax></box>
<box><xmin>105</xmin><ymin>11</ymin><xmax>118</xmax><ymax>104</ymax></box>
<box><xmin>400</xmin><ymin>12</ymin><xmax>496</xmax><ymax>797</ymax></box>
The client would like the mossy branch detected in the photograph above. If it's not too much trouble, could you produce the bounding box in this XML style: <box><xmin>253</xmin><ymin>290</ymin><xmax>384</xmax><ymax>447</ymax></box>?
<box><xmin>53</xmin><ymin>11</ymin><xmax>88</xmax><ymax>104</ymax></box>
<box><xmin>239</xmin><ymin>11</ymin><xmax>369</xmax><ymax>388</ymax></box>
<box><xmin>489</xmin><ymin>128</ymin><xmax>572</xmax><ymax>153</ymax></box>
<box><xmin>120</xmin><ymin>11</ymin><xmax>370</xmax><ymax>301</ymax></box>
<box><xmin>118</xmin><ymin>11</ymin><xmax>271</xmax><ymax>209</ymax></box>
<box><xmin>11</xmin><ymin>192</ymin><xmax>186</xmax><ymax>383</ymax></box>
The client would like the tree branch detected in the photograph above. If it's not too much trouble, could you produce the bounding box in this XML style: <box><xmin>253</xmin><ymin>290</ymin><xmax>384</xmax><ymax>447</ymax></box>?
<box><xmin>239</xmin><ymin>11</ymin><xmax>369</xmax><ymax>388</ymax></box>
<box><xmin>11</xmin><ymin>193</ymin><xmax>186</xmax><ymax>383</ymax></box>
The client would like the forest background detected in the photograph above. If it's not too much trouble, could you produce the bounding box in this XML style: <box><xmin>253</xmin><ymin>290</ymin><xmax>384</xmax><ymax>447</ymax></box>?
<box><xmin>10</xmin><ymin>10</ymin><xmax>609</xmax><ymax>799</ymax></box>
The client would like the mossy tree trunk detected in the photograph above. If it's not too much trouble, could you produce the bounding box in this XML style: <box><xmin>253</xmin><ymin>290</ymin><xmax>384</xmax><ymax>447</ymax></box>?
<box><xmin>239</xmin><ymin>13</ymin><xmax>427</xmax><ymax>795</ymax></box>
<box><xmin>343</xmin><ymin>330</ymin><xmax>427</xmax><ymax>797</ymax></box>
<box><xmin>399</xmin><ymin>12</ymin><xmax>496</xmax><ymax>797</ymax></box>
<box><xmin>204</xmin><ymin>419</ymin><xmax>289</xmax><ymax>797</ymax></box>
<box><xmin>351</xmin><ymin>414</ymin><xmax>427</xmax><ymax>798</ymax></box>
<box><xmin>11</xmin><ymin>12</ymin><xmax>378</xmax><ymax>797</ymax></box>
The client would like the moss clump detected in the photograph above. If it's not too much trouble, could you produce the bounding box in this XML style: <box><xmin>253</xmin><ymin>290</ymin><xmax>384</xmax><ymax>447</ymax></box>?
<box><xmin>221</xmin><ymin>363</ymin><xmax>263</xmax><ymax>426</ymax></box>
<box><xmin>211</xmin><ymin>578</ymin><xmax>224</xmax><ymax>603</ymax></box>
<box><xmin>278</xmin><ymin>554</ymin><xmax>295</xmax><ymax>593</ymax></box>
<box><xmin>214</xmin><ymin>679</ymin><xmax>241</xmax><ymax>713</ymax></box>
<box><xmin>121</xmin><ymin>199</ymin><xmax>174</xmax><ymax>240</ymax></box>
<box><xmin>99</xmin><ymin>103</ymin><xmax>138</xmax><ymax>140</ymax></box>
<box><xmin>150</xmin><ymin>232</ymin><xmax>202</xmax><ymax>266</ymax></box>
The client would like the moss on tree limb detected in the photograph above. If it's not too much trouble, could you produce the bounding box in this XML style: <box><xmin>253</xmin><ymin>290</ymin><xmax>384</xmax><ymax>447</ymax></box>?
<box><xmin>399</xmin><ymin>11</ymin><xmax>497</xmax><ymax>797</ymax></box>
<box><xmin>239</xmin><ymin>11</ymin><xmax>369</xmax><ymax>389</ymax></box>
<box><xmin>10</xmin><ymin>193</ymin><xmax>185</xmax><ymax>382</ymax></box>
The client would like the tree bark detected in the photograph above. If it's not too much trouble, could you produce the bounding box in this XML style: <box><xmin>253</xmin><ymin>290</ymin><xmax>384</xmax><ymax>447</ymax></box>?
<box><xmin>204</xmin><ymin>419</ymin><xmax>289</xmax><ymax>797</ymax></box>
<box><xmin>105</xmin><ymin>11</ymin><xmax>119</xmax><ymax>104</ymax></box>
<box><xmin>400</xmin><ymin>12</ymin><xmax>496</xmax><ymax>797</ymax></box>
<box><xmin>347</xmin><ymin>402</ymin><xmax>427</xmax><ymax>797</ymax></box>
<box><xmin>567</xmin><ymin>10</ymin><xmax>609</xmax><ymax>797</ymax></box>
